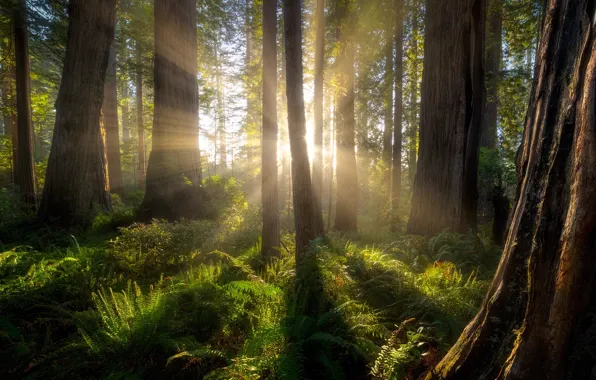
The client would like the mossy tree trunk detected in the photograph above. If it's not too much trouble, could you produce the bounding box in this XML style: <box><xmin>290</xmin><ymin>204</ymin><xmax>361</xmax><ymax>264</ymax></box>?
<box><xmin>407</xmin><ymin>0</ymin><xmax>485</xmax><ymax>236</ymax></box>
<box><xmin>428</xmin><ymin>0</ymin><xmax>596</xmax><ymax>378</ymax></box>
<box><xmin>38</xmin><ymin>0</ymin><xmax>115</xmax><ymax>226</ymax></box>
<box><xmin>139</xmin><ymin>0</ymin><xmax>204</xmax><ymax>221</ymax></box>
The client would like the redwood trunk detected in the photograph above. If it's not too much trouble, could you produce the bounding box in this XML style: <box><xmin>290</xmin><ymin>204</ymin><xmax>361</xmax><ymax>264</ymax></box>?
<box><xmin>283</xmin><ymin>0</ymin><xmax>317</xmax><ymax>260</ymax></box>
<box><xmin>261</xmin><ymin>0</ymin><xmax>280</xmax><ymax>258</ymax></box>
<box><xmin>103</xmin><ymin>45</ymin><xmax>123</xmax><ymax>196</ymax></box>
<box><xmin>139</xmin><ymin>0</ymin><xmax>203</xmax><ymax>221</ymax></box>
<box><xmin>334</xmin><ymin>0</ymin><xmax>359</xmax><ymax>233</ymax></box>
<box><xmin>428</xmin><ymin>0</ymin><xmax>596</xmax><ymax>378</ymax></box>
<box><xmin>13</xmin><ymin>0</ymin><xmax>36</xmax><ymax>207</ymax></box>
<box><xmin>312</xmin><ymin>0</ymin><xmax>325</xmax><ymax>235</ymax></box>
<box><xmin>481</xmin><ymin>0</ymin><xmax>502</xmax><ymax>149</ymax></box>
<box><xmin>407</xmin><ymin>0</ymin><xmax>485</xmax><ymax>236</ymax></box>
<box><xmin>391</xmin><ymin>0</ymin><xmax>404</xmax><ymax>231</ymax></box>
<box><xmin>38</xmin><ymin>0</ymin><xmax>115</xmax><ymax>226</ymax></box>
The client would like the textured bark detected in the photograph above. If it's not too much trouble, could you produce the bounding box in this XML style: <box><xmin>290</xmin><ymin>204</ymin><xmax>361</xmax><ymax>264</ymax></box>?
<box><xmin>382</xmin><ymin>4</ymin><xmax>394</xmax><ymax>171</ymax></box>
<box><xmin>283</xmin><ymin>0</ymin><xmax>317</xmax><ymax>261</ymax></box>
<box><xmin>481</xmin><ymin>0</ymin><xmax>502</xmax><ymax>149</ymax></box>
<box><xmin>103</xmin><ymin>45</ymin><xmax>123</xmax><ymax>196</ymax></box>
<box><xmin>312</xmin><ymin>0</ymin><xmax>325</xmax><ymax>235</ymax></box>
<box><xmin>427</xmin><ymin>0</ymin><xmax>596</xmax><ymax>378</ymax></box>
<box><xmin>334</xmin><ymin>0</ymin><xmax>359</xmax><ymax>233</ymax></box>
<box><xmin>136</xmin><ymin>41</ymin><xmax>146</xmax><ymax>189</ymax></box>
<box><xmin>407</xmin><ymin>2</ymin><xmax>419</xmax><ymax>186</ymax></box>
<box><xmin>138</xmin><ymin>0</ymin><xmax>204</xmax><ymax>221</ymax></box>
<box><xmin>13</xmin><ymin>0</ymin><xmax>36</xmax><ymax>207</ymax></box>
<box><xmin>261</xmin><ymin>0</ymin><xmax>280</xmax><ymax>258</ymax></box>
<box><xmin>407</xmin><ymin>0</ymin><xmax>485</xmax><ymax>236</ymax></box>
<box><xmin>38</xmin><ymin>0</ymin><xmax>115</xmax><ymax>226</ymax></box>
<box><xmin>391</xmin><ymin>0</ymin><xmax>404</xmax><ymax>231</ymax></box>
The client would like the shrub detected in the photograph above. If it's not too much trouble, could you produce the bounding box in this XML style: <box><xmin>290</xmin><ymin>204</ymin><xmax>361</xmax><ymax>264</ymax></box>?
<box><xmin>108</xmin><ymin>219</ymin><xmax>215</xmax><ymax>279</ymax></box>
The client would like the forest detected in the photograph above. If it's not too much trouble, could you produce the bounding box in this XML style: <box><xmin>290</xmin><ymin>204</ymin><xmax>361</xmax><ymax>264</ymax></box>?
<box><xmin>0</xmin><ymin>0</ymin><xmax>594</xmax><ymax>379</ymax></box>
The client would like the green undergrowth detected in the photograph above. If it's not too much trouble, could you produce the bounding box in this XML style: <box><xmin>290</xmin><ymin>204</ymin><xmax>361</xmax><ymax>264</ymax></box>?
<box><xmin>0</xmin><ymin>186</ymin><xmax>501</xmax><ymax>379</ymax></box>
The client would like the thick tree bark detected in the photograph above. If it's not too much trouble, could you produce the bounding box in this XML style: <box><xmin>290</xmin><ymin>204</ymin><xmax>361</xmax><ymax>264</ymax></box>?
<box><xmin>334</xmin><ymin>0</ymin><xmax>359</xmax><ymax>233</ymax></box>
<box><xmin>407</xmin><ymin>0</ymin><xmax>485</xmax><ymax>236</ymax></box>
<box><xmin>38</xmin><ymin>0</ymin><xmax>115</xmax><ymax>226</ymax></box>
<box><xmin>283</xmin><ymin>0</ymin><xmax>317</xmax><ymax>261</ymax></box>
<box><xmin>261</xmin><ymin>0</ymin><xmax>280</xmax><ymax>258</ymax></box>
<box><xmin>103</xmin><ymin>45</ymin><xmax>123</xmax><ymax>196</ymax></box>
<box><xmin>312</xmin><ymin>0</ymin><xmax>325</xmax><ymax>235</ymax></box>
<box><xmin>390</xmin><ymin>0</ymin><xmax>404</xmax><ymax>231</ymax></box>
<box><xmin>138</xmin><ymin>0</ymin><xmax>204</xmax><ymax>221</ymax></box>
<box><xmin>427</xmin><ymin>0</ymin><xmax>596</xmax><ymax>378</ymax></box>
<box><xmin>13</xmin><ymin>0</ymin><xmax>36</xmax><ymax>207</ymax></box>
<box><xmin>407</xmin><ymin>2</ymin><xmax>419</xmax><ymax>187</ymax></box>
<box><xmin>136</xmin><ymin>41</ymin><xmax>146</xmax><ymax>189</ymax></box>
<box><xmin>481</xmin><ymin>0</ymin><xmax>502</xmax><ymax>149</ymax></box>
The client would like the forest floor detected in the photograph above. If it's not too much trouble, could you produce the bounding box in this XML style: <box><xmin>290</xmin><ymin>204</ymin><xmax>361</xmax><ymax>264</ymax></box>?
<box><xmin>0</xmin><ymin>179</ymin><xmax>501</xmax><ymax>379</ymax></box>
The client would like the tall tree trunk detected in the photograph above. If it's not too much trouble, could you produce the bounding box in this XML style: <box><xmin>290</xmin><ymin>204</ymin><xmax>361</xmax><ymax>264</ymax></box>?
<box><xmin>139</xmin><ymin>0</ymin><xmax>204</xmax><ymax>221</ymax></box>
<box><xmin>407</xmin><ymin>1</ymin><xmax>419</xmax><ymax>186</ymax></box>
<box><xmin>428</xmin><ymin>0</ymin><xmax>596</xmax><ymax>378</ymax></box>
<box><xmin>382</xmin><ymin>4</ymin><xmax>394</xmax><ymax>172</ymax></box>
<box><xmin>122</xmin><ymin>81</ymin><xmax>130</xmax><ymax>142</ymax></box>
<box><xmin>334</xmin><ymin>0</ymin><xmax>358</xmax><ymax>233</ymax></box>
<box><xmin>481</xmin><ymin>0</ymin><xmax>502</xmax><ymax>149</ymax></box>
<box><xmin>407</xmin><ymin>0</ymin><xmax>485</xmax><ymax>236</ymax></box>
<box><xmin>283</xmin><ymin>0</ymin><xmax>317</xmax><ymax>261</ymax></box>
<box><xmin>261</xmin><ymin>0</ymin><xmax>280</xmax><ymax>258</ymax></box>
<box><xmin>390</xmin><ymin>0</ymin><xmax>404</xmax><ymax>231</ymax></box>
<box><xmin>38</xmin><ymin>0</ymin><xmax>115</xmax><ymax>226</ymax></box>
<box><xmin>312</xmin><ymin>0</ymin><xmax>325</xmax><ymax>235</ymax></box>
<box><xmin>103</xmin><ymin>45</ymin><xmax>123</xmax><ymax>196</ymax></box>
<box><xmin>13</xmin><ymin>0</ymin><xmax>36</xmax><ymax>207</ymax></box>
<box><xmin>136</xmin><ymin>41</ymin><xmax>145</xmax><ymax>189</ymax></box>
